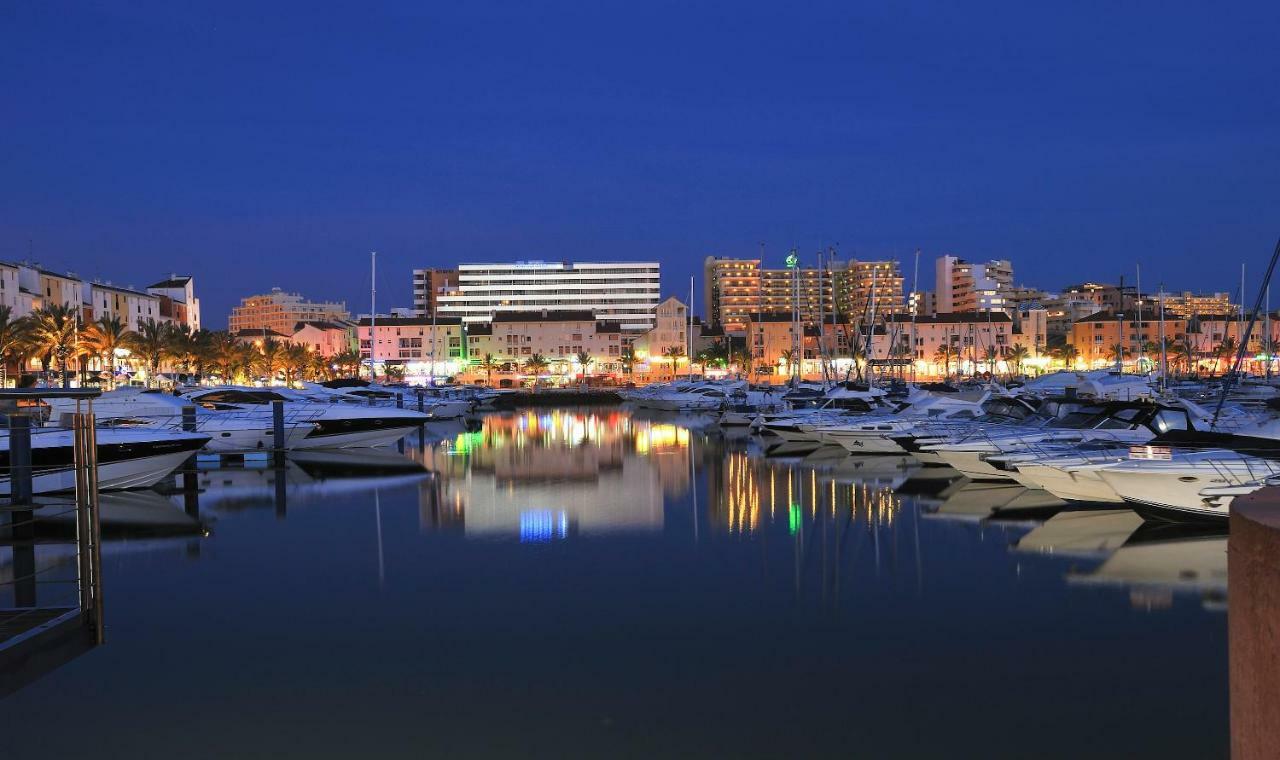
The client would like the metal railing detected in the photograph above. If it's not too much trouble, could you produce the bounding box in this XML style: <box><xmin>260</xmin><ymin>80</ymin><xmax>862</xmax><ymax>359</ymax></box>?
<box><xmin>0</xmin><ymin>389</ymin><xmax>104</xmax><ymax>654</ymax></box>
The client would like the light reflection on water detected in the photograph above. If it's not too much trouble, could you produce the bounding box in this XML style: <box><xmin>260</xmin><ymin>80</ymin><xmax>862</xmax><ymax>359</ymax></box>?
<box><xmin>0</xmin><ymin>406</ymin><xmax>1229</xmax><ymax>758</ymax></box>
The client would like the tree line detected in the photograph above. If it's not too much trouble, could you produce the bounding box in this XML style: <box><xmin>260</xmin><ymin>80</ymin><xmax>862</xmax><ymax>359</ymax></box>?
<box><xmin>0</xmin><ymin>304</ymin><xmax>363</xmax><ymax>388</ymax></box>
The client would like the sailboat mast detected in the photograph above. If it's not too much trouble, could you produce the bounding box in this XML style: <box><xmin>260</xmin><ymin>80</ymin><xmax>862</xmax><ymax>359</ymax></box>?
<box><xmin>370</xmin><ymin>251</ymin><xmax>377</xmax><ymax>381</ymax></box>
<box><xmin>1136</xmin><ymin>263</ymin><xmax>1143</xmax><ymax>369</ymax></box>
<box><xmin>1158</xmin><ymin>282</ymin><xmax>1167</xmax><ymax>393</ymax></box>
<box><xmin>911</xmin><ymin>249</ymin><xmax>920</xmax><ymax>384</ymax></box>
<box><xmin>866</xmin><ymin>263</ymin><xmax>878</xmax><ymax>387</ymax></box>
<box><xmin>687</xmin><ymin>274</ymin><xmax>694</xmax><ymax>380</ymax></box>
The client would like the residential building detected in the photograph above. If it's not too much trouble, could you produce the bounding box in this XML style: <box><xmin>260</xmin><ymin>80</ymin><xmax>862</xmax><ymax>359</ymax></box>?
<box><xmin>909</xmin><ymin>290</ymin><xmax>936</xmax><ymax>317</ymax></box>
<box><xmin>229</xmin><ymin>288</ymin><xmax>351</xmax><ymax>335</ymax></box>
<box><xmin>19</xmin><ymin>264</ymin><xmax>84</xmax><ymax>313</ymax></box>
<box><xmin>703</xmin><ymin>255</ymin><xmax>838</xmax><ymax>333</ymax></box>
<box><xmin>881</xmin><ymin>311</ymin><xmax>1045</xmax><ymax>376</ymax></box>
<box><xmin>1042</xmin><ymin>295</ymin><xmax>1105</xmax><ymax>340</ymax></box>
<box><xmin>411</xmin><ymin>268</ymin><xmax>459</xmax><ymax>316</ymax></box>
<box><xmin>1068</xmin><ymin>311</ymin><xmax>1189</xmax><ymax>369</ymax></box>
<box><xmin>87</xmin><ymin>282</ymin><xmax>162</xmax><ymax>331</ymax></box>
<box><xmin>745</xmin><ymin>313</ymin><xmax>823</xmax><ymax>378</ymax></box>
<box><xmin>464</xmin><ymin>310</ymin><xmax>625</xmax><ymax>380</ymax></box>
<box><xmin>1060</xmin><ymin>282</ymin><xmax>1137</xmax><ymax>314</ymax></box>
<box><xmin>835</xmin><ymin>260</ymin><xmax>907</xmax><ymax>319</ymax></box>
<box><xmin>147</xmin><ymin>275</ymin><xmax>201</xmax><ymax>331</ymax></box>
<box><xmin>633</xmin><ymin>297</ymin><xmax>690</xmax><ymax>365</ymax></box>
<box><xmin>435</xmin><ymin>261</ymin><xmax>661</xmax><ymax>332</ymax></box>
<box><xmin>289</xmin><ymin>321</ymin><xmax>354</xmax><ymax>358</ymax></box>
<box><xmin>935</xmin><ymin>256</ymin><xmax>1013</xmax><ymax>312</ymax></box>
<box><xmin>1160</xmin><ymin>291</ymin><xmax>1236</xmax><ymax>319</ymax></box>
<box><xmin>356</xmin><ymin>316</ymin><xmax>466</xmax><ymax>383</ymax></box>
<box><xmin>702</xmin><ymin>256</ymin><xmax>762</xmax><ymax>332</ymax></box>
<box><xmin>0</xmin><ymin>262</ymin><xmax>24</xmax><ymax>314</ymax></box>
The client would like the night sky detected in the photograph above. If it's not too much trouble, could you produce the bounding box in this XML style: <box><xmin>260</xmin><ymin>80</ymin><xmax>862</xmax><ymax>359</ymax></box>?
<box><xmin>4</xmin><ymin>1</ymin><xmax>1278</xmax><ymax>327</ymax></box>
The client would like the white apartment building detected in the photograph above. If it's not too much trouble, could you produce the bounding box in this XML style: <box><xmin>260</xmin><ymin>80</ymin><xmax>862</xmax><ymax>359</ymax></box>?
<box><xmin>935</xmin><ymin>256</ymin><xmax>1014</xmax><ymax>313</ymax></box>
<box><xmin>435</xmin><ymin>261</ymin><xmax>661</xmax><ymax>332</ymax></box>
<box><xmin>88</xmin><ymin>282</ymin><xmax>162</xmax><ymax>331</ymax></box>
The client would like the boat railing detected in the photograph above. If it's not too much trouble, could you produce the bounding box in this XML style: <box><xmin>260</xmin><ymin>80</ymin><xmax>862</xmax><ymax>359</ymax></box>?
<box><xmin>0</xmin><ymin>388</ymin><xmax>105</xmax><ymax>674</ymax></box>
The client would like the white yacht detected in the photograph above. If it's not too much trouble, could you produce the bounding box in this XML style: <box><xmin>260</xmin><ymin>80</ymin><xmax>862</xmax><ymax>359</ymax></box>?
<box><xmin>0</xmin><ymin>425</ymin><xmax>209</xmax><ymax>495</ymax></box>
<box><xmin>918</xmin><ymin>400</ymin><xmax>1206</xmax><ymax>481</ymax></box>
<box><xmin>180</xmin><ymin>386</ymin><xmax>431</xmax><ymax>449</ymax></box>
<box><xmin>44</xmin><ymin>386</ymin><xmax>315</xmax><ymax>452</ymax></box>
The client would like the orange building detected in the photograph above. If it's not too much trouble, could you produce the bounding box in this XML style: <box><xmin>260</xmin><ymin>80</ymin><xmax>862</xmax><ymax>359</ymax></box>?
<box><xmin>1069</xmin><ymin>311</ymin><xmax>1188</xmax><ymax>368</ymax></box>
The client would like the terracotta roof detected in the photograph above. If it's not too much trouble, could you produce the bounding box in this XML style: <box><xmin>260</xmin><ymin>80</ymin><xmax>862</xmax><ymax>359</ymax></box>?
<box><xmin>491</xmin><ymin>310</ymin><xmax>597</xmax><ymax>322</ymax></box>
<box><xmin>356</xmin><ymin>316</ymin><xmax>463</xmax><ymax>327</ymax></box>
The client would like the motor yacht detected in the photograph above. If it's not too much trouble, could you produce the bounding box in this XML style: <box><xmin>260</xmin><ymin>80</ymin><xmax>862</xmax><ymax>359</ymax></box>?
<box><xmin>918</xmin><ymin>400</ymin><xmax>1208</xmax><ymax>481</ymax></box>
<box><xmin>180</xmin><ymin>386</ymin><xmax>430</xmax><ymax>448</ymax></box>
<box><xmin>0</xmin><ymin>425</ymin><xmax>209</xmax><ymax>495</ymax></box>
<box><xmin>43</xmin><ymin>386</ymin><xmax>315</xmax><ymax>452</ymax></box>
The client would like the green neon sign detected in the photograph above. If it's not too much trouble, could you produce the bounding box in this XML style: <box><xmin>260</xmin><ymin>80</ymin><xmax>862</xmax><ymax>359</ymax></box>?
<box><xmin>785</xmin><ymin>250</ymin><xmax>799</xmax><ymax>269</ymax></box>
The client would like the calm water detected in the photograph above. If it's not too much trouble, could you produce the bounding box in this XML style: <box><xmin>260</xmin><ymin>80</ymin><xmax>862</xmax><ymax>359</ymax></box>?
<box><xmin>1</xmin><ymin>407</ymin><xmax>1227</xmax><ymax>758</ymax></box>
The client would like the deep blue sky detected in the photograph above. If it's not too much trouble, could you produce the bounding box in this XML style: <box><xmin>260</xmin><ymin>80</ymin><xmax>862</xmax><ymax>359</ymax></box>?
<box><xmin>3</xmin><ymin>1</ymin><xmax>1278</xmax><ymax>327</ymax></box>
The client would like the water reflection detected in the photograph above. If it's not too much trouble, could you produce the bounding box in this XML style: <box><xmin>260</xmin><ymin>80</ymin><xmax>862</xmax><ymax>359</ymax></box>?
<box><xmin>411</xmin><ymin>410</ymin><xmax>670</xmax><ymax>538</ymax></box>
<box><xmin>0</xmin><ymin>406</ymin><xmax>1234</xmax><ymax>755</ymax></box>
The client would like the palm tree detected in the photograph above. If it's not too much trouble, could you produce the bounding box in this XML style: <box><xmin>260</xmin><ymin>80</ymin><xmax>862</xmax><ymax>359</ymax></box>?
<box><xmin>662</xmin><ymin>346</ymin><xmax>685</xmax><ymax>379</ymax></box>
<box><xmin>0</xmin><ymin>305</ymin><xmax>28</xmax><ymax>388</ymax></box>
<box><xmin>128</xmin><ymin>319</ymin><xmax>175</xmax><ymax>387</ymax></box>
<box><xmin>1215</xmin><ymin>336</ymin><xmax>1239</xmax><ymax>377</ymax></box>
<box><xmin>1007</xmin><ymin>343</ymin><xmax>1030</xmax><ymax>378</ymax></box>
<box><xmin>934</xmin><ymin>344</ymin><xmax>955</xmax><ymax>378</ymax></box>
<box><xmin>256</xmin><ymin>337</ymin><xmax>285</xmax><ymax>383</ymax></box>
<box><xmin>281</xmin><ymin>343</ymin><xmax>311</xmax><ymax>386</ymax></box>
<box><xmin>82</xmin><ymin>315</ymin><xmax>133</xmax><ymax>388</ymax></box>
<box><xmin>1170</xmin><ymin>341</ymin><xmax>1194</xmax><ymax>375</ymax></box>
<box><xmin>331</xmin><ymin>349</ymin><xmax>361</xmax><ymax>378</ymax></box>
<box><xmin>619</xmin><ymin>346</ymin><xmax>635</xmax><ymax>380</ymax></box>
<box><xmin>575</xmin><ymin>351</ymin><xmax>593</xmax><ymax>382</ymax></box>
<box><xmin>523</xmin><ymin>353</ymin><xmax>549</xmax><ymax>387</ymax></box>
<box><xmin>308</xmin><ymin>351</ymin><xmax>331</xmax><ymax>382</ymax></box>
<box><xmin>208</xmin><ymin>331</ymin><xmax>243</xmax><ymax>383</ymax></box>
<box><xmin>1107</xmin><ymin>343</ymin><xmax>1125</xmax><ymax>367</ymax></box>
<box><xmin>477</xmin><ymin>352</ymin><xmax>499</xmax><ymax>386</ymax></box>
<box><xmin>25</xmin><ymin>304</ymin><xmax>81</xmax><ymax>388</ymax></box>
<box><xmin>983</xmin><ymin>345</ymin><xmax>999</xmax><ymax>375</ymax></box>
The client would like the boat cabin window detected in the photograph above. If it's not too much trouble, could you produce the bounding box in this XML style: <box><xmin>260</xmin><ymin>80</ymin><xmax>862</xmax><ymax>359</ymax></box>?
<box><xmin>1056</xmin><ymin>405</ymin><xmax>1108</xmax><ymax>429</ymax></box>
<box><xmin>1152</xmin><ymin>409</ymin><xmax>1191</xmax><ymax>433</ymax></box>
<box><xmin>192</xmin><ymin>390</ymin><xmax>288</xmax><ymax>405</ymax></box>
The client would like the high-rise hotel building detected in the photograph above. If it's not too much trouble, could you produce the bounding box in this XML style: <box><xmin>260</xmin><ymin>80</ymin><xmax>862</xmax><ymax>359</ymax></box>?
<box><xmin>434</xmin><ymin>261</ymin><xmax>661</xmax><ymax>332</ymax></box>
<box><xmin>704</xmin><ymin>255</ymin><xmax>904</xmax><ymax>333</ymax></box>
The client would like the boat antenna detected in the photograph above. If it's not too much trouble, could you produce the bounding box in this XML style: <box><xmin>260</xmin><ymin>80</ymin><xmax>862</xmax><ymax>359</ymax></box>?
<box><xmin>1213</xmin><ymin>238</ymin><xmax>1280</xmax><ymax>428</ymax></box>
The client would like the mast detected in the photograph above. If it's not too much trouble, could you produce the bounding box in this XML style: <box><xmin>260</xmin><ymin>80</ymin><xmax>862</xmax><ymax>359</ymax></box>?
<box><xmin>1158</xmin><ymin>282</ymin><xmax>1167</xmax><ymax>393</ymax></box>
<box><xmin>687</xmin><ymin>274</ymin><xmax>694</xmax><ymax>380</ymax></box>
<box><xmin>829</xmin><ymin>246</ymin><xmax>839</xmax><ymax>385</ymax></box>
<box><xmin>783</xmin><ymin>245</ymin><xmax>793</xmax><ymax>381</ymax></box>
<box><xmin>430</xmin><ymin>287</ymin><xmax>437</xmax><ymax>387</ymax></box>
<box><xmin>1214</xmin><ymin>240</ymin><xmax>1280</xmax><ymax>427</ymax></box>
<box><xmin>911</xmin><ymin>249</ymin><xmax>920</xmax><ymax>383</ymax></box>
<box><xmin>865</xmin><ymin>263</ymin><xmax>878</xmax><ymax>387</ymax></box>
<box><xmin>370</xmin><ymin>251</ymin><xmax>377</xmax><ymax>381</ymax></box>
<box><xmin>1136</xmin><ymin>263</ymin><xmax>1143</xmax><ymax>369</ymax></box>
<box><xmin>1267</xmin><ymin>287</ymin><xmax>1273</xmax><ymax>379</ymax></box>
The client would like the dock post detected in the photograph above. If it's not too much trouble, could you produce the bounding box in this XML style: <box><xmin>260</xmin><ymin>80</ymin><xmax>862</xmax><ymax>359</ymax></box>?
<box><xmin>396</xmin><ymin>392</ymin><xmax>403</xmax><ymax>409</ymax></box>
<box><xmin>72</xmin><ymin>409</ymin><xmax>103</xmax><ymax>641</ymax></box>
<box><xmin>9</xmin><ymin>414</ymin><xmax>35</xmax><ymax>608</ymax></box>
<box><xmin>271</xmin><ymin>400</ymin><xmax>286</xmax><ymax>468</ymax></box>
<box><xmin>416</xmin><ymin>390</ymin><xmax>424</xmax><ymax>413</ymax></box>
<box><xmin>181</xmin><ymin>405</ymin><xmax>197</xmax><ymax>432</ymax></box>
